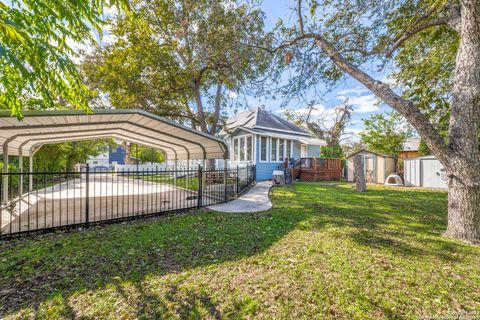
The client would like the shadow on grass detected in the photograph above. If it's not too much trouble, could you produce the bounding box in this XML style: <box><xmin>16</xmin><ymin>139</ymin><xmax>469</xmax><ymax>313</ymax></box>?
<box><xmin>0</xmin><ymin>182</ymin><xmax>471</xmax><ymax>318</ymax></box>
<box><xmin>0</xmin><ymin>190</ymin><xmax>308</xmax><ymax>317</ymax></box>
<box><xmin>298</xmin><ymin>183</ymin><xmax>473</xmax><ymax>262</ymax></box>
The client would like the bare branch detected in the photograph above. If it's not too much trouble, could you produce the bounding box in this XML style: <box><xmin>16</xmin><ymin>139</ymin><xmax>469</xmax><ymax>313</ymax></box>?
<box><xmin>297</xmin><ymin>0</ymin><xmax>304</xmax><ymax>35</ymax></box>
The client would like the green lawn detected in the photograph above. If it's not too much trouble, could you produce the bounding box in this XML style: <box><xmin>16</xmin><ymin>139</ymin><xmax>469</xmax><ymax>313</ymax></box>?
<box><xmin>1</xmin><ymin>182</ymin><xmax>479</xmax><ymax>319</ymax></box>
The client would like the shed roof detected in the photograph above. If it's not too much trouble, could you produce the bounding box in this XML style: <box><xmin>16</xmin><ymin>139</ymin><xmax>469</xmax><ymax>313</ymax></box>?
<box><xmin>0</xmin><ymin>109</ymin><xmax>228</xmax><ymax>160</ymax></box>
<box><xmin>346</xmin><ymin>149</ymin><xmax>394</xmax><ymax>159</ymax></box>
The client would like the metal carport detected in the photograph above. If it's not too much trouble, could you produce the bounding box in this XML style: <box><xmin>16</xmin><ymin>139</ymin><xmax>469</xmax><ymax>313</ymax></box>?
<box><xmin>0</xmin><ymin>109</ymin><xmax>228</xmax><ymax>200</ymax></box>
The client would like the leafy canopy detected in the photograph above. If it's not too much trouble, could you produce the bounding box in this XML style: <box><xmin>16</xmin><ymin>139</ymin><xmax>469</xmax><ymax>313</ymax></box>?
<box><xmin>82</xmin><ymin>0</ymin><xmax>271</xmax><ymax>131</ymax></box>
<box><xmin>0</xmin><ymin>0</ymin><xmax>129</xmax><ymax>117</ymax></box>
<box><xmin>360</xmin><ymin>112</ymin><xmax>413</xmax><ymax>158</ymax></box>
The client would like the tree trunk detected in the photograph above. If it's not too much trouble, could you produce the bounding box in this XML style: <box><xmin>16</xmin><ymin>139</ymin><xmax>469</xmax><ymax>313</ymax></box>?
<box><xmin>444</xmin><ymin>0</ymin><xmax>480</xmax><ymax>243</ymax></box>
<box><xmin>445</xmin><ymin>174</ymin><xmax>480</xmax><ymax>244</ymax></box>
<box><xmin>123</xmin><ymin>142</ymin><xmax>131</xmax><ymax>165</ymax></box>
<box><xmin>354</xmin><ymin>155</ymin><xmax>366</xmax><ymax>192</ymax></box>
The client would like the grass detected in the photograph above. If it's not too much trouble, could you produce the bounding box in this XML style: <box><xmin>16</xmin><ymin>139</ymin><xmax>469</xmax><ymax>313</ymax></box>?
<box><xmin>1</xmin><ymin>182</ymin><xmax>479</xmax><ymax>319</ymax></box>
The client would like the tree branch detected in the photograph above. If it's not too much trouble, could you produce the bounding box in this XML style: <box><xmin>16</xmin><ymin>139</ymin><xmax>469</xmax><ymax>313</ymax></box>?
<box><xmin>209</xmin><ymin>83</ymin><xmax>222</xmax><ymax>135</ymax></box>
<box><xmin>280</xmin><ymin>32</ymin><xmax>456</xmax><ymax>165</ymax></box>
<box><xmin>386</xmin><ymin>16</ymin><xmax>451</xmax><ymax>57</ymax></box>
<box><xmin>297</xmin><ymin>0</ymin><xmax>304</xmax><ymax>35</ymax></box>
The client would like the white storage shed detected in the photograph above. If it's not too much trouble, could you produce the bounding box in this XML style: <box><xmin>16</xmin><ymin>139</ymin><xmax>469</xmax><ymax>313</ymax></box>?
<box><xmin>404</xmin><ymin>155</ymin><xmax>447</xmax><ymax>189</ymax></box>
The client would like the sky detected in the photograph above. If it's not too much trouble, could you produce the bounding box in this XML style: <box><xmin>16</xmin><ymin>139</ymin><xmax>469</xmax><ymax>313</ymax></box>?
<box><xmin>244</xmin><ymin>0</ymin><xmax>394</xmax><ymax>142</ymax></box>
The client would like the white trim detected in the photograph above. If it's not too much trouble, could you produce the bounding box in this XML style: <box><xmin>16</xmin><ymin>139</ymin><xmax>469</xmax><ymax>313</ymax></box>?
<box><xmin>259</xmin><ymin>135</ymin><xmax>269</xmax><ymax>163</ymax></box>
<box><xmin>253</xmin><ymin>125</ymin><xmax>311</xmax><ymax>137</ymax></box>
<box><xmin>231</xmin><ymin>133</ymin><xmax>254</xmax><ymax>163</ymax></box>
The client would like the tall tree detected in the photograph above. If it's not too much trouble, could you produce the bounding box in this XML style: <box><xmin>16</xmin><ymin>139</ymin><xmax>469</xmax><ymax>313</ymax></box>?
<box><xmin>267</xmin><ymin>0</ymin><xmax>480</xmax><ymax>243</ymax></box>
<box><xmin>360</xmin><ymin>112</ymin><xmax>413</xmax><ymax>170</ymax></box>
<box><xmin>284</xmin><ymin>102</ymin><xmax>353</xmax><ymax>157</ymax></box>
<box><xmin>0</xmin><ymin>0</ymin><xmax>129</xmax><ymax>117</ymax></box>
<box><xmin>82</xmin><ymin>0</ymin><xmax>270</xmax><ymax>135</ymax></box>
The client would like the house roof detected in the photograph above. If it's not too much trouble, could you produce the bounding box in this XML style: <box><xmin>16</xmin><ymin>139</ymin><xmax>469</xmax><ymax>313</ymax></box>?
<box><xmin>347</xmin><ymin>149</ymin><xmax>394</xmax><ymax>159</ymax></box>
<box><xmin>403</xmin><ymin>137</ymin><xmax>421</xmax><ymax>151</ymax></box>
<box><xmin>224</xmin><ymin>107</ymin><xmax>310</xmax><ymax>136</ymax></box>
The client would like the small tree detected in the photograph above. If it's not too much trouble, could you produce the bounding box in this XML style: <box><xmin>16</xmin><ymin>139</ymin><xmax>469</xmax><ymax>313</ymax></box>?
<box><xmin>360</xmin><ymin>112</ymin><xmax>413</xmax><ymax>171</ymax></box>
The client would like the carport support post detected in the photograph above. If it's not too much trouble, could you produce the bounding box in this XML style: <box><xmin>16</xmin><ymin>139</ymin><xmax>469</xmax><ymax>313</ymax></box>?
<box><xmin>173</xmin><ymin>158</ymin><xmax>177</xmax><ymax>186</ymax></box>
<box><xmin>18</xmin><ymin>150</ymin><xmax>23</xmax><ymax>197</ymax></box>
<box><xmin>2</xmin><ymin>144</ymin><xmax>8</xmax><ymax>203</ymax></box>
<box><xmin>186</xmin><ymin>158</ymin><xmax>190</xmax><ymax>190</ymax></box>
<box><xmin>28</xmin><ymin>154</ymin><xmax>33</xmax><ymax>191</ymax></box>
<box><xmin>85</xmin><ymin>164</ymin><xmax>90</xmax><ymax>224</ymax></box>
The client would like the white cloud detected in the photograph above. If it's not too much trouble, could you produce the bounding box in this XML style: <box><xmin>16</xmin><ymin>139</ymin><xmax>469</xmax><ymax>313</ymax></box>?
<box><xmin>338</xmin><ymin>93</ymin><xmax>380</xmax><ymax>113</ymax></box>
<box><xmin>228</xmin><ymin>91</ymin><xmax>238</xmax><ymax>99</ymax></box>
<box><xmin>337</xmin><ymin>86</ymin><xmax>368</xmax><ymax>96</ymax></box>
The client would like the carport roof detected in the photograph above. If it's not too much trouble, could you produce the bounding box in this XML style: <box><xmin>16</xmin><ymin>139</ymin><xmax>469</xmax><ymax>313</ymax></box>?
<box><xmin>0</xmin><ymin>109</ymin><xmax>228</xmax><ymax>160</ymax></box>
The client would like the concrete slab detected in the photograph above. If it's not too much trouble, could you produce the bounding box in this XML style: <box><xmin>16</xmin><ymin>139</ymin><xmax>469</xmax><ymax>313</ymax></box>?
<box><xmin>207</xmin><ymin>181</ymin><xmax>272</xmax><ymax>213</ymax></box>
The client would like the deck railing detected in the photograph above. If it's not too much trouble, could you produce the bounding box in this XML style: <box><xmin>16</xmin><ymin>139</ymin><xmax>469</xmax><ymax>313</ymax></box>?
<box><xmin>279</xmin><ymin>158</ymin><xmax>341</xmax><ymax>183</ymax></box>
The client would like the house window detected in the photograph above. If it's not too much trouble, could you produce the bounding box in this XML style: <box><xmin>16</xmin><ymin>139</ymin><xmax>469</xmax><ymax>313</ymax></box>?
<box><xmin>279</xmin><ymin>139</ymin><xmax>285</xmax><ymax>162</ymax></box>
<box><xmin>246</xmin><ymin>136</ymin><xmax>253</xmax><ymax>161</ymax></box>
<box><xmin>239</xmin><ymin>137</ymin><xmax>245</xmax><ymax>161</ymax></box>
<box><xmin>286</xmin><ymin>140</ymin><xmax>291</xmax><ymax>158</ymax></box>
<box><xmin>271</xmin><ymin>138</ymin><xmax>278</xmax><ymax>162</ymax></box>
<box><xmin>232</xmin><ymin>135</ymin><xmax>253</xmax><ymax>162</ymax></box>
<box><xmin>233</xmin><ymin>139</ymin><xmax>239</xmax><ymax>162</ymax></box>
<box><xmin>260</xmin><ymin>136</ymin><xmax>267</xmax><ymax>162</ymax></box>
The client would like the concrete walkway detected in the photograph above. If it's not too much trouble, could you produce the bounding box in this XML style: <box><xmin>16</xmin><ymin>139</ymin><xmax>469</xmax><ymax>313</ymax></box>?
<box><xmin>207</xmin><ymin>181</ymin><xmax>272</xmax><ymax>213</ymax></box>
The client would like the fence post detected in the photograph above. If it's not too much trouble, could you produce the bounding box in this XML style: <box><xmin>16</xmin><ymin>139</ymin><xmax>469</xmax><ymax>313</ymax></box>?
<box><xmin>223</xmin><ymin>160</ymin><xmax>228</xmax><ymax>203</ymax></box>
<box><xmin>197</xmin><ymin>166</ymin><xmax>203</xmax><ymax>208</ymax></box>
<box><xmin>85</xmin><ymin>164</ymin><xmax>90</xmax><ymax>224</ymax></box>
<box><xmin>236</xmin><ymin>166</ymin><xmax>239</xmax><ymax>197</ymax></box>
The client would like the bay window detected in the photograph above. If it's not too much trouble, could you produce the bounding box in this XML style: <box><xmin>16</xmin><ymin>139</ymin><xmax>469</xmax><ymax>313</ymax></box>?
<box><xmin>260</xmin><ymin>136</ymin><xmax>268</xmax><ymax>162</ymax></box>
<box><xmin>233</xmin><ymin>139</ymin><xmax>239</xmax><ymax>162</ymax></box>
<box><xmin>271</xmin><ymin>138</ymin><xmax>278</xmax><ymax>162</ymax></box>
<box><xmin>232</xmin><ymin>135</ymin><xmax>253</xmax><ymax>162</ymax></box>
<box><xmin>239</xmin><ymin>137</ymin><xmax>245</xmax><ymax>161</ymax></box>
<box><xmin>279</xmin><ymin>139</ymin><xmax>285</xmax><ymax>162</ymax></box>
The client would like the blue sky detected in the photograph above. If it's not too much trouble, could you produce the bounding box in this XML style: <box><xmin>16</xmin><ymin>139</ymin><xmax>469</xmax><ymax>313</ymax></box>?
<box><xmin>245</xmin><ymin>0</ymin><xmax>394</xmax><ymax>141</ymax></box>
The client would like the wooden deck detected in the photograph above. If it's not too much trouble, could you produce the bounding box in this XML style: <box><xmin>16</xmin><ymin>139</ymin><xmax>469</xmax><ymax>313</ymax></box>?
<box><xmin>291</xmin><ymin>158</ymin><xmax>341</xmax><ymax>182</ymax></box>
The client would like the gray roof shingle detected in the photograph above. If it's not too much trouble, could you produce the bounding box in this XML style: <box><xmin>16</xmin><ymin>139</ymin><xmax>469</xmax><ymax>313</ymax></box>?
<box><xmin>224</xmin><ymin>107</ymin><xmax>309</xmax><ymax>135</ymax></box>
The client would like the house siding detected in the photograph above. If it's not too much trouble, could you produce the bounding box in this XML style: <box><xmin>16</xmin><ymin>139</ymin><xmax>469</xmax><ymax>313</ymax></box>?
<box><xmin>307</xmin><ymin>145</ymin><xmax>321</xmax><ymax>158</ymax></box>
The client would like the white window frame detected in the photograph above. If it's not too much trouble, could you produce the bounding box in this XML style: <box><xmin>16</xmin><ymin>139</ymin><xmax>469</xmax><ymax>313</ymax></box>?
<box><xmin>266</xmin><ymin>137</ymin><xmax>294</xmax><ymax>163</ymax></box>
<box><xmin>232</xmin><ymin>134</ymin><xmax>254</xmax><ymax>163</ymax></box>
<box><xmin>286</xmin><ymin>140</ymin><xmax>292</xmax><ymax>159</ymax></box>
<box><xmin>270</xmin><ymin>137</ymin><xmax>279</xmax><ymax>162</ymax></box>
<box><xmin>259</xmin><ymin>135</ymin><xmax>269</xmax><ymax>163</ymax></box>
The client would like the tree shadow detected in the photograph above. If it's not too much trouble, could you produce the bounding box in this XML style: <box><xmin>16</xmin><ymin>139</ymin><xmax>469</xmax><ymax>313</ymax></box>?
<box><xmin>301</xmin><ymin>183</ymin><xmax>471</xmax><ymax>262</ymax></box>
<box><xmin>0</xmin><ymin>182</ymin><xmax>471</xmax><ymax>318</ymax></box>
<box><xmin>0</xmin><ymin>195</ymin><xmax>308</xmax><ymax>317</ymax></box>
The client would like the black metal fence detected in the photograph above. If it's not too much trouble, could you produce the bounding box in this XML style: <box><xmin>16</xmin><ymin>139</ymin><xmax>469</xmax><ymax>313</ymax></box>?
<box><xmin>0</xmin><ymin>165</ymin><xmax>255</xmax><ymax>239</ymax></box>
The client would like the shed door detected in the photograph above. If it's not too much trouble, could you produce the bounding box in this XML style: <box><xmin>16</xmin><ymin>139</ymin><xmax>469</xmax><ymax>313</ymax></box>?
<box><xmin>421</xmin><ymin>159</ymin><xmax>447</xmax><ymax>188</ymax></box>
